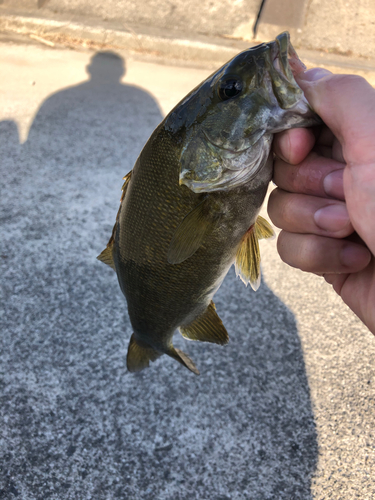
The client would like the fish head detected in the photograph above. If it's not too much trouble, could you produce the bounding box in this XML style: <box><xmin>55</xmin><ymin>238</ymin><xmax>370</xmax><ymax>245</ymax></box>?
<box><xmin>167</xmin><ymin>32</ymin><xmax>320</xmax><ymax>193</ymax></box>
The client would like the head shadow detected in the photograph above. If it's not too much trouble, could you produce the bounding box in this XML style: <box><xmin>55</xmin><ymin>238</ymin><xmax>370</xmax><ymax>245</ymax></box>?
<box><xmin>25</xmin><ymin>50</ymin><xmax>163</xmax><ymax>178</ymax></box>
<box><xmin>86</xmin><ymin>51</ymin><xmax>126</xmax><ymax>84</ymax></box>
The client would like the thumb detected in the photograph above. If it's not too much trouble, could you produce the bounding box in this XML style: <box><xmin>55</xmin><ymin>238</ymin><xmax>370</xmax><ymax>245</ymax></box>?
<box><xmin>296</xmin><ymin>69</ymin><xmax>375</xmax><ymax>166</ymax></box>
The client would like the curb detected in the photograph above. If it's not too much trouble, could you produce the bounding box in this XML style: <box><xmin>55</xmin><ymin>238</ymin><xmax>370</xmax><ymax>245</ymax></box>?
<box><xmin>0</xmin><ymin>12</ymin><xmax>251</xmax><ymax>67</ymax></box>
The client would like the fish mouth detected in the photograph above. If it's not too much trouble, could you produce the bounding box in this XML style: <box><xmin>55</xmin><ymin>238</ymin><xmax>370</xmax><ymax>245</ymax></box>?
<box><xmin>268</xmin><ymin>32</ymin><xmax>320</xmax><ymax>120</ymax></box>
<box><xmin>272</xmin><ymin>32</ymin><xmax>306</xmax><ymax>84</ymax></box>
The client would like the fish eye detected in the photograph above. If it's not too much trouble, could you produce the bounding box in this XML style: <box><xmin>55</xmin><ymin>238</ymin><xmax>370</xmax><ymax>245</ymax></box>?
<box><xmin>218</xmin><ymin>78</ymin><xmax>243</xmax><ymax>100</ymax></box>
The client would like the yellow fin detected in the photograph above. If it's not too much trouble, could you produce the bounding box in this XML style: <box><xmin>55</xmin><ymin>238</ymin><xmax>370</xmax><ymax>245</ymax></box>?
<box><xmin>180</xmin><ymin>301</ymin><xmax>229</xmax><ymax>345</ymax></box>
<box><xmin>120</xmin><ymin>170</ymin><xmax>132</xmax><ymax>202</ymax></box>
<box><xmin>235</xmin><ymin>216</ymin><xmax>274</xmax><ymax>291</ymax></box>
<box><xmin>167</xmin><ymin>197</ymin><xmax>214</xmax><ymax>265</ymax></box>
<box><xmin>97</xmin><ymin>244</ymin><xmax>115</xmax><ymax>270</ymax></box>
<box><xmin>97</xmin><ymin>170</ymin><xmax>132</xmax><ymax>270</ymax></box>
<box><xmin>254</xmin><ymin>215</ymin><xmax>275</xmax><ymax>240</ymax></box>
<box><xmin>126</xmin><ymin>334</ymin><xmax>162</xmax><ymax>372</ymax></box>
<box><xmin>169</xmin><ymin>347</ymin><xmax>200</xmax><ymax>375</ymax></box>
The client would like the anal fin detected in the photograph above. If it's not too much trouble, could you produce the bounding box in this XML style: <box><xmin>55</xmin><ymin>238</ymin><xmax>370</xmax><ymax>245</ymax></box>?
<box><xmin>180</xmin><ymin>301</ymin><xmax>229</xmax><ymax>345</ymax></box>
<box><xmin>126</xmin><ymin>333</ymin><xmax>162</xmax><ymax>372</ymax></box>
<box><xmin>235</xmin><ymin>215</ymin><xmax>274</xmax><ymax>291</ymax></box>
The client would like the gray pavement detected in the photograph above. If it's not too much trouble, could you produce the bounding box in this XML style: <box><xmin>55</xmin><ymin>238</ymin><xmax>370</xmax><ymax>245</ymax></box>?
<box><xmin>0</xmin><ymin>40</ymin><xmax>375</xmax><ymax>500</ymax></box>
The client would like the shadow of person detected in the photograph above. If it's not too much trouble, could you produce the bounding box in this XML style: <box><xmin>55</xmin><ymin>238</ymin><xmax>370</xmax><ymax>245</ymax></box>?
<box><xmin>26</xmin><ymin>51</ymin><xmax>163</xmax><ymax>177</ymax></box>
<box><xmin>0</xmin><ymin>120</ymin><xmax>21</xmax><ymax>174</ymax></box>
<box><xmin>0</xmin><ymin>120</ymin><xmax>22</xmax><ymax>228</ymax></box>
<box><xmin>0</xmin><ymin>52</ymin><xmax>318</xmax><ymax>500</ymax></box>
<box><xmin>20</xmin><ymin>49</ymin><xmax>164</xmax><ymax>258</ymax></box>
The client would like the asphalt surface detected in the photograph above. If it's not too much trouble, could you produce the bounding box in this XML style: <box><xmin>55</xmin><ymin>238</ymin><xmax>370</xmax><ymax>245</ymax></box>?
<box><xmin>0</xmin><ymin>40</ymin><xmax>374</xmax><ymax>500</ymax></box>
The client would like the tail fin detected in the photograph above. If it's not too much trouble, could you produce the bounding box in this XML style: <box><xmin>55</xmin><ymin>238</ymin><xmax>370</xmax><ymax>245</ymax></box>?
<box><xmin>126</xmin><ymin>334</ymin><xmax>161</xmax><ymax>372</ymax></box>
<box><xmin>126</xmin><ymin>334</ymin><xmax>199</xmax><ymax>375</ymax></box>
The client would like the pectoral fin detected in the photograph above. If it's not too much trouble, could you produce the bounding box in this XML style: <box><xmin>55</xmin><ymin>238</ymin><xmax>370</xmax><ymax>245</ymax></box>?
<box><xmin>167</xmin><ymin>197</ymin><xmax>217</xmax><ymax>265</ymax></box>
<box><xmin>126</xmin><ymin>333</ymin><xmax>162</xmax><ymax>372</ymax></box>
<box><xmin>180</xmin><ymin>301</ymin><xmax>229</xmax><ymax>345</ymax></box>
<box><xmin>235</xmin><ymin>216</ymin><xmax>274</xmax><ymax>291</ymax></box>
<box><xmin>97</xmin><ymin>170</ymin><xmax>132</xmax><ymax>270</ymax></box>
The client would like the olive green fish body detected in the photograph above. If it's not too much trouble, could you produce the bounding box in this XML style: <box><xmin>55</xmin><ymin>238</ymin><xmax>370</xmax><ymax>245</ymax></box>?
<box><xmin>98</xmin><ymin>32</ymin><xmax>320</xmax><ymax>374</ymax></box>
<box><xmin>114</xmin><ymin>126</ymin><xmax>271</xmax><ymax>353</ymax></box>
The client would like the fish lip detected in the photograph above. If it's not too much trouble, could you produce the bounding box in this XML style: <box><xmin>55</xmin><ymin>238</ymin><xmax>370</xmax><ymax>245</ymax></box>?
<box><xmin>271</xmin><ymin>31</ymin><xmax>306</xmax><ymax>88</ymax></box>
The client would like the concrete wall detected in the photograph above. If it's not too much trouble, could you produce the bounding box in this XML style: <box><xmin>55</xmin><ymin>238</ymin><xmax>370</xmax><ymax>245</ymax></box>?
<box><xmin>4</xmin><ymin>0</ymin><xmax>375</xmax><ymax>59</ymax></box>
<box><xmin>257</xmin><ymin>0</ymin><xmax>375</xmax><ymax>59</ymax></box>
<box><xmin>43</xmin><ymin>0</ymin><xmax>261</xmax><ymax>38</ymax></box>
<box><xmin>301</xmin><ymin>0</ymin><xmax>375</xmax><ymax>58</ymax></box>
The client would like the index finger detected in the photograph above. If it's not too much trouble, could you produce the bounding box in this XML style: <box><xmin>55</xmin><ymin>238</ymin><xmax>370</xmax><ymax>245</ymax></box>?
<box><xmin>297</xmin><ymin>71</ymin><xmax>375</xmax><ymax>166</ymax></box>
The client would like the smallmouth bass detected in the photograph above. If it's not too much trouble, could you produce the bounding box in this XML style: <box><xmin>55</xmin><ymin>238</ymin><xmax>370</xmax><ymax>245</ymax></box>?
<box><xmin>98</xmin><ymin>32</ymin><xmax>319</xmax><ymax>375</ymax></box>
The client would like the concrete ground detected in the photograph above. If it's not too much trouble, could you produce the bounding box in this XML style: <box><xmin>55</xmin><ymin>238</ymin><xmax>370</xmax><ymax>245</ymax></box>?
<box><xmin>0</xmin><ymin>36</ymin><xmax>374</xmax><ymax>500</ymax></box>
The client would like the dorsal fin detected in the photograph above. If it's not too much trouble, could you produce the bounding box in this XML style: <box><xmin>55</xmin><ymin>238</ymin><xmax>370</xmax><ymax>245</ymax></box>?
<box><xmin>97</xmin><ymin>245</ymin><xmax>116</xmax><ymax>270</ymax></box>
<box><xmin>120</xmin><ymin>170</ymin><xmax>132</xmax><ymax>202</ymax></box>
<box><xmin>126</xmin><ymin>333</ymin><xmax>162</xmax><ymax>372</ymax></box>
<box><xmin>97</xmin><ymin>170</ymin><xmax>132</xmax><ymax>270</ymax></box>
<box><xmin>235</xmin><ymin>215</ymin><xmax>274</xmax><ymax>291</ymax></box>
<box><xmin>180</xmin><ymin>301</ymin><xmax>229</xmax><ymax>345</ymax></box>
<box><xmin>167</xmin><ymin>196</ymin><xmax>219</xmax><ymax>265</ymax></box>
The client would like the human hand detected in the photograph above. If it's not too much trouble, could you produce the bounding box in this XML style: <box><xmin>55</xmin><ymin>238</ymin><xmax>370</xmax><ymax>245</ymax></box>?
<box><xmin>268</xmin><ymin>69</ymin><xmax>375</xmax><ymax>333</ymax></box>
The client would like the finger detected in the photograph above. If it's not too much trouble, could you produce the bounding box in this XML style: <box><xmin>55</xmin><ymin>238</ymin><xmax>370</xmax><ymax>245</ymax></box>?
<box><xmin>297</xmin><ymin>70</ymin><xmax>375</xmax><ymax>255</ymax></box>
<box><xmin>323</xmin><ymin>272</ymin><xmax>349</xmax><ymax>294</ymax></box>
<box><xmin>297</xmin><ymin>70</ymin><xmax>375</xmax><ymax>165</ymax></box>
<box><xmin>268</xmin><ymin>189</ymin><xmax>353</xmax><ymax>238</ymax></box>
<box><xmin>277</xmin><ymin>231</ymin><xmax>372</xmax><ymax>274</ymax></box>
<box><xmin>273</xmin><ymin>127</ymin><xmax>316</xmax><ymax>164</ymax></box>
<box><xmin>273</xmin><ymin>152</ymin><xmax>345</xmax><ymax>200</ymax></box>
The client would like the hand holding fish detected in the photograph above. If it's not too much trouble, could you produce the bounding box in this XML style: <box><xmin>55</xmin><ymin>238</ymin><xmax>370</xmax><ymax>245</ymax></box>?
<box><xmin>268</xmin><ymin>69</ymin><xmax>375</xmax><ymax>333</ymax></box>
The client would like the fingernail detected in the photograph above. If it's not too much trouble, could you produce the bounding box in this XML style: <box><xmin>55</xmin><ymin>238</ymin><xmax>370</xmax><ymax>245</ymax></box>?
<box><xmin>323</xmin><ymin>169</ymin><xmax>345</xmax><ymax>199</ymax></box>
<box><xmin>340</xmin><ymin>244</ymin><xmax>371</xmax><ymax>268</ymax></box>
<box><xmin>314</xmin><ymin>204</ymin><xmax>350</xmax><ymax>232</ymax></box>
<box><xmin>297</xmin><ymin>68</ymin><xmax>332</xmax><ymax>82</ymax></box>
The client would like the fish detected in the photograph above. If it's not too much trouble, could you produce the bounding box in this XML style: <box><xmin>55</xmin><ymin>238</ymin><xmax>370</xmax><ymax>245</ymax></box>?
<box><xmin>98</xmin><ymin>32</ymin><xmax>319</xmax><ymax>375</ymax></box>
